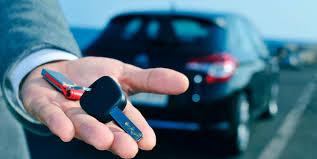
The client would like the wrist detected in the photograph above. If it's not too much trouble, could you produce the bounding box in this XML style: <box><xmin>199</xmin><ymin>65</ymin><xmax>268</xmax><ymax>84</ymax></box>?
<box><xmin>2</xmin><ymin>49</ymin><xmax>79</xmax><ymax>135</ymax></box>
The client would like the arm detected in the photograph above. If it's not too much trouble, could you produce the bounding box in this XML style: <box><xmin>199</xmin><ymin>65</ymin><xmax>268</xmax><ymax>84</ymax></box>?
<box><xmin>0</xmin><ymin>0</ymin><xmax>81</xmax><ymax>68</ymax></box>
<box><xmin>0</xmin><ymin>0</ymin><xmax>189</xmax><ymax>158</ymax></box>
<box><xmin>0</xmin><ymin>0</ymin><xmax>81</xmax><ymax>134</ymax></box>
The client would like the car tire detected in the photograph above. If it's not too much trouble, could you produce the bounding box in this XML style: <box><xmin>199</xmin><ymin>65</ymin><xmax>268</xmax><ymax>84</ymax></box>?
<box><xmin>261</xmin><ymin>83</ymin><xmax>279</xmax><ymax>119</ymax></box>
<box><xmin>226</xmin><ymin>92</ymin><xmax>251</xmax><ymax>154</ymax></box>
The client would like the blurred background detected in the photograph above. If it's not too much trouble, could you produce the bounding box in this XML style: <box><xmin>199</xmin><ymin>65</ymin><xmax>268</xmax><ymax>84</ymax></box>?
<box><xmin>50</xmin><ymin>0</ymin><xmax>317</xmax><ymax>158</ymax></box>
<box><xmin>60</xmin><ymin>0</ymin><xmax>317</xmax><ymax>159</ymax></box>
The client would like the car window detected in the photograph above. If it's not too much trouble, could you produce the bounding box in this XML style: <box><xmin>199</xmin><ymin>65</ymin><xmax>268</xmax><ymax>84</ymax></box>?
<box><xmin>229</xmin><ymin>18</ymin><xmax>258</xmax><ymax>61</ymax></box>
<box><xmin>122</xmin><ymin>18</ymin><xmax>142</xmax><ymax>40</ymax></box>
<box><xmin>247</xmin><ymin>24</ymin><xmax>269</xmax><ymax>58</ymax></box>
<box><xmin>122</xmin><ymin>18</ymin><xmax>143</xmax><ymax>40</ymax></box>
<box><xmin>170</xmin><ymin>17</ymin><xmax>227</xmax><ymax>54</ymax></box>
<box><xmin>102</xmin><ymin>15</ymin><xmax>227</xmax><ymax>55</ymax></box>
<box><xmin>171</xmin><ymin>19</ymin><xmax>209</xmax><ymax>43</ymax></box>
<box><xmin>147</xmin><ymin>20</ymin><xmax>160</xmax><ymax>39</ymax></box>
<box><xmin>236</xmin><ymin>20</ymin><xmax>256</xmax><ymax>54</ymax></box>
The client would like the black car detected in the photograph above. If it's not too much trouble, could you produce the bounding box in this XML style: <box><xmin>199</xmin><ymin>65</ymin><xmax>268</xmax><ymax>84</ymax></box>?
<box><xmin>85</xmin><ymin>11</ymin><xmax>279</xmax><ymax>153</ymax></box>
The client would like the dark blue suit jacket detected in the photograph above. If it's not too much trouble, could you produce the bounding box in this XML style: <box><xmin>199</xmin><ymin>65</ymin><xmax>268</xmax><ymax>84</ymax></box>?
<box><xmin>0</xmin><ymin>0</ymin><xmax>117</xmax><ymax>158</ymax></box>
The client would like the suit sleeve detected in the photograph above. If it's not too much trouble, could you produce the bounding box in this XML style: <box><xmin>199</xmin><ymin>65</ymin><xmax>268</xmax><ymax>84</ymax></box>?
<box><xmin>0</xmin><ymin>0</ymin><xmax>81</xmax><ymax>79</ymax></box>
<box><xmin>0</xmin><ymin>0</ymin><xmax>81</xmax><ymax>135</ymax></box>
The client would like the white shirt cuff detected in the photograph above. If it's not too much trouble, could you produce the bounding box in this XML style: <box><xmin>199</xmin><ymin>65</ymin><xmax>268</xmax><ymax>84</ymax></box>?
<box><xmin>8</xmin><ymin>49</ymin><xmax>79</xmax><ymax>112</ymax></box>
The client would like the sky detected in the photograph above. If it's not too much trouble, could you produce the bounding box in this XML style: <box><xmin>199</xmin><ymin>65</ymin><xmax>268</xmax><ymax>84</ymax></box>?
<box><xmin>59</xmin><ymin>0</ymin><xmax>317</xmax><ymax>42</ymax></box>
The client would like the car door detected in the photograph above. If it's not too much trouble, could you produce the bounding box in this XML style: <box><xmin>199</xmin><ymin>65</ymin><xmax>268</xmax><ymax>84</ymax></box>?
<box><xmin>247</xmin><ymin>22</ymin><xmax>278</xmax><ymax>111</ymax></box>
<box><xmin>232</xmin><ymin>18</ymin><xmax>268</xmax><ymax>115</ymax></box>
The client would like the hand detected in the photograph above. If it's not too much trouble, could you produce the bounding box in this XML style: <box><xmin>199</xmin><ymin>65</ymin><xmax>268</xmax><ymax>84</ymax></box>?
<box><xmin>21</xmin><ymin>57</ymin><xmax>189</xmax><ymax>158</ymax></box>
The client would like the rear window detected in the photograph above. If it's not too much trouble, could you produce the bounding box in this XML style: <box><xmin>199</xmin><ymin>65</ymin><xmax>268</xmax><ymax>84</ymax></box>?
<box><xmin>103</xmin><ymin>15</ymin><xmax>227</xmax><ymax>53</ymax></box>
<box><xmin>172</xmin><ymin>19</ymin><xmax>210</xmax><ymax>43</ymax></box>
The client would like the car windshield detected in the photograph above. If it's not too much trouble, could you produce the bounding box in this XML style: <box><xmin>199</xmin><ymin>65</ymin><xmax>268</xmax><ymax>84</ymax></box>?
<box><xmin>102</xmin><ymin>15</ymin><xmax>227</xmax><ymax>54</ymax></box>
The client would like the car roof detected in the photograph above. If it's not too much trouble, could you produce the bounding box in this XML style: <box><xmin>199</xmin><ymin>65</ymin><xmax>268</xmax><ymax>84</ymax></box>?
<box><xmin>112</xmin><ymin>10</ymin><xmax>242</xmax><ymax>22</ymax></box>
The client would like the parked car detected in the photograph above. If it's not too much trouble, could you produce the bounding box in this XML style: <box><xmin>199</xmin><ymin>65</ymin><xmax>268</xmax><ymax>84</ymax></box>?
<box><xmin>265</xmin><ymin>40</ymin><xmax>315</xmax><ymax>70</ymax></box>
<box><xmin>276</xmin><ymin>46</ymin><xmax>302</xmax><ymax>69</ymax></box>
<box><xmin>85</xmin><ymin>11</ymin><xmax>280</xmax><ymax>154</ymax></box>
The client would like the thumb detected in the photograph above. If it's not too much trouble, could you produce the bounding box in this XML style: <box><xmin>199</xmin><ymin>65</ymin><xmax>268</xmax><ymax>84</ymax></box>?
<box><xmin>120</xmin><ymin>64</ymin><xmax>189</xmax><ymax>95</ymax></box>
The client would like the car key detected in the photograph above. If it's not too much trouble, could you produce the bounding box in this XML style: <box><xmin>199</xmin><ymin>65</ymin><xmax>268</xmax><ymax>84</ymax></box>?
<box><xmin>41</xmin><ymin>69</ymin><xmax>91</xmax><ymax>100</ymax></box>
<box><xmin>80</xmin><ymin>76</ymin><xmax>143</xmax><ymax>142</ymax></box>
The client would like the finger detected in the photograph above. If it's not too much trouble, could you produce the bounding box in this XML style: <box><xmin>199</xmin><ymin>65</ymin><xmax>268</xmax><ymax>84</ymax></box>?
<box><xmin>28</xmin><ymin>98</ymin><xmax>75</xmax><ymax>142</ymax></box>
<box><xmin>105</xmin><ymin>101</ymin><xmax>155</xmax><ymax>153</ymax></box>
<box><xmin>64</xmin><ymin>106</ymin><xmax>114</xmax><ymax>150</ymax></box>
<box><xmin>124</xmin><ymin>102</ymin><xmax>156</xmax><ymax>150</ymax></box>
<box><xmin>106</xmin><ymin>122</ymin><xmax>139</xmax><ymax>159</ymax></box>
<box><xmin>120</xmin><ymin>64</ymin><xmax>189</xmax><ymax>95</ymax></box>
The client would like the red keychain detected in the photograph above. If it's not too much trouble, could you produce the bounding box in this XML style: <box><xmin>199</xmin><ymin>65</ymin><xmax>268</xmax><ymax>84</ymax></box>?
<box><xmin>41</xmin><ymin>69</ymin><xmax>91</xmax><ymax>100</ymax></box>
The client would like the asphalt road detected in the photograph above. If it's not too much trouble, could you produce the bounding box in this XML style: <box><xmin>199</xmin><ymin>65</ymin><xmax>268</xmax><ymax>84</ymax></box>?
<box><xmin>1</xmin><ymin>65</ymin><xmax>317</xmax><ymax>159</ymax></box>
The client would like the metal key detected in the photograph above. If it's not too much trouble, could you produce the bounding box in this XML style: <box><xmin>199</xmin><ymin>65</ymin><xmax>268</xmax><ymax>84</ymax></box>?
<box><xmin>41</xmin><ymin>69</ymin><xmax>91</xmax><ymax>100</ymax></box>
<box><xmin>80</xmin><ymin>76</ymin><xmax>143</xmax><ymax>142</ymax></box>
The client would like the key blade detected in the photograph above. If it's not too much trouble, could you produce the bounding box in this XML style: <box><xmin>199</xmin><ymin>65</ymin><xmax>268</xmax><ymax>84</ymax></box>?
<box><xmin>79</xmin><ymin>76</ymin><xmax>142</xmax><ymax>141</ymax></box>
<box><xmin>66</xmin><ymin>85</ymin><xmax>92</xmax><ymax>92</ymax></box>
<box><xmin>109</xmin><ymin>107</ymin><xmax>143</xmax><ymax>142</ymax></box>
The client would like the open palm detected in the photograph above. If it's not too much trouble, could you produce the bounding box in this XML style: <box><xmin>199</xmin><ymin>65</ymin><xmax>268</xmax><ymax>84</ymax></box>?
<box><xmin>21</xmin><ymin>57</ymin><xmax>189</xmax><ymax>158</ymax></box>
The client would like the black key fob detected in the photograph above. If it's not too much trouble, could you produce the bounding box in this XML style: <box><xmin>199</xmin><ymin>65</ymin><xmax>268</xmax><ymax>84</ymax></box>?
<box><xmin>80</xmin><ymin>76</ymin><xmax>143</xmax><ymax>141</ymax></box>
<box><xmin>80</xmin><ymin>76</ymin><xmax>127</xmax><ymax>123</ymax></box>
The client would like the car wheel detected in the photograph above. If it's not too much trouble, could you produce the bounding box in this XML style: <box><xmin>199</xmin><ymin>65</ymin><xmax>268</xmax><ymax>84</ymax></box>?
<box><xmin>261</xmin><ymin>83</ymin><xmax>279</xmax><ymax>118</ymax></box>
<box><xmin>226</xmin><ymin>92</ymin><xmax>251</xmax><ymax>154</ymax></box>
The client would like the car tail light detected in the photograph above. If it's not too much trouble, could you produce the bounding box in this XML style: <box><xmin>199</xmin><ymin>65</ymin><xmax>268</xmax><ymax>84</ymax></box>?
<box><xmin>186</xmin><ymin>53</ymin><xmax>237</xmax><ymax>84</ymax></box>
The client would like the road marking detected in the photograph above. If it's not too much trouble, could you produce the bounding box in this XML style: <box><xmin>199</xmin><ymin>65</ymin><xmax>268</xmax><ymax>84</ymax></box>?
<box><xmin>258</xmin><ymin>80</ymin><xmax>316</xmax><ymax>159</ymax></box>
